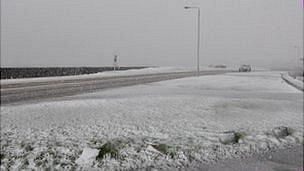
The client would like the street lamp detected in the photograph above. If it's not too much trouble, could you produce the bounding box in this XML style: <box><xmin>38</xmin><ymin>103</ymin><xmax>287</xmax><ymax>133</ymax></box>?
<box><xmin>294</xmin><ymin>46</ymin><xmax>300</xmax><ymax>59</ymax></box>
<box><xmin>185</xmin><ymin>6</ymin><xmax>201</xmax><ymax>76</ymax></box>
<box><xmin>294</xmin><ymin>46</ymin><xmax>303</xmax><ymax>69</ymax></box>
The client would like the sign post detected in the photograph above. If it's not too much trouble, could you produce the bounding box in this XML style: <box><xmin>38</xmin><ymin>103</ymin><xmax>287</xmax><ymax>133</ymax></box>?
<box><xmin>113</xmin><ymin>55</ymin><xmax>118</xmax><ymax>71</ymax></box>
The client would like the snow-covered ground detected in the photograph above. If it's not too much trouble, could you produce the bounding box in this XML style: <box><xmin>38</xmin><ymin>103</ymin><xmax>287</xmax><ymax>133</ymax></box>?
<box><xmin>1</xmin><ymin>67</ymin><xmax>229</xmax><ymax>85</ymax></box>
<box><xmin>1</xmin><ymin>71</ymin><xmax>303</xmax><ymax>170</ymax></box>
<box><xmin>0</xmin><ymin>67</ymin><xmax>190</xmax><ymax>85</ymax></box>
<box><xmin>281</xmin><ymin>73</ymin><xmax>304</xmax><ymax>91</ymax></box>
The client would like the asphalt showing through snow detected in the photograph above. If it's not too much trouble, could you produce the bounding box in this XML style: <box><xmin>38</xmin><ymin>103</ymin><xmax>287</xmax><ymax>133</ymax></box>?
<box><xmin>191</xmin><ymin>145</ymin><xmax>303</xmax><ymax>171</ymax></box>
<box><xmin>1</xmin><ymin>70</ymin><xmax>302</xmax><ymax>170</ymax></box>
<box><xmin>1</xmin><ymin>70</ymin><xmax>235</xmax><ymax>105</ymax></box>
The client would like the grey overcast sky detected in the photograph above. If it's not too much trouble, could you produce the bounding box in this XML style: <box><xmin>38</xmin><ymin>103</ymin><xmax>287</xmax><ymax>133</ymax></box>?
<box><xmin>1</xmin><ymin>0</ymin><xmax>303</xmax><ymax>69</ymax></box>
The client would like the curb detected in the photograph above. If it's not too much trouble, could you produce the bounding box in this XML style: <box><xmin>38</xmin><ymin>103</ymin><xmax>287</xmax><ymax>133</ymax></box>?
<box><xmin>281</xmin><ymin>73</ymin><xmax>304</xmax><ymax>91</ymax></box>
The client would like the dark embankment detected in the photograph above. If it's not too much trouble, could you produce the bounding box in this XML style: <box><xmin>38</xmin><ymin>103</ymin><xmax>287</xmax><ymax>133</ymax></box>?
<box><xmin>0</xmin><ymin>67</ymin><xmax>148</xmax><ymax>79</ymax></box>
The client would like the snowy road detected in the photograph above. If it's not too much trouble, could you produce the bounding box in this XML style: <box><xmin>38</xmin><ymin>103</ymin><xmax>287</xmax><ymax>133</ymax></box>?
<box><xmin>0</xmin><ymin>71</ymin><xmax>303</xmax><ymax>170</ymax></box>
<box><xmin>1</xmin><ymin>69</ymin><xmax>233</xmax><ymax>104</ymax></box>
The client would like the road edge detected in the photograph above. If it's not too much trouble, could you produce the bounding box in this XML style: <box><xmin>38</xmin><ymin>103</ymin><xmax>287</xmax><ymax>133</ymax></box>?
<box><xmin>281</xmin><ymin>73</ymin><xmax>304</xmax><ymax>91</ymax></box>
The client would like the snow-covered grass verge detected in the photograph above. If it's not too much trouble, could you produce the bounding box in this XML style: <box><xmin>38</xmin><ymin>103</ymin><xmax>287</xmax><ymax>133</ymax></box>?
<box><xmin>281</xmin><ymin>73</ymin><xmax>304</xmax><ymax>91</ymax></box>
<box><xmin>0</xmin><ymin>66</ymin><xmax>236</xmax><ymax>85</ymax></box>
<box><xmin>1</xmin><ymin>71</ymin><xmax>303</xmax><ymax>170</ymax></box>
<box><xmin>0</xmin><ymin>67</ymin><xmax>186</xmax><ymax>85</ymax></box>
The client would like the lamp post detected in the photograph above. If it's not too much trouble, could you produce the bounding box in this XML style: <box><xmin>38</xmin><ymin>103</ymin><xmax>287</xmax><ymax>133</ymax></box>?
<box><xmin>185</xmin><ymin>6</ymin><xmax>201</xmax><ymax>76</ymax></box>
<box><xmin>294</xmin><ymin>46</ymin><xmax>302</xmax><ymax>68</ymax></box>
<box><xmin>294</xmin><ymin>46</ymin><xmax>300</xmax><ymax>59</ymax></box>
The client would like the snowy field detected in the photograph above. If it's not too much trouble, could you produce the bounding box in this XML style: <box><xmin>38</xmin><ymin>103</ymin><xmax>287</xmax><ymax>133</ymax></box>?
<box><xmin>0</xmin><ymin>67</ymin><xmax>192</xmax><ymax>85</ymax></box>
<box><xmin>1</xmin><ymin>71</ymin><xmax>303</xmax><ymax>170</ymax></box>
<box><xmin>0</xmin><ymin>66</ymin><xmax>236</xmax><ymax>85</ymax></box>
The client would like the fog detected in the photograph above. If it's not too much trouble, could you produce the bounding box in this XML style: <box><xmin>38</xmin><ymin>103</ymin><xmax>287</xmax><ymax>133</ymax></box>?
<box><xmin>1</xmin><ymin>0</ymin><xmax>303</xmax><ymax>69</ymax></box>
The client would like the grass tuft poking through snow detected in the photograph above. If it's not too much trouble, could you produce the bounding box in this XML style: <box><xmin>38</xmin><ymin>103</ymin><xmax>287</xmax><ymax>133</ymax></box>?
<box><xmin>151</xmin><ymin>144</ymin><xmax>178</xmax><ymax>158</ymax></box>
<box><xmin>220</xmin><ymin>131</ymin><xmax>247</xmax><ymax>145</ymax></box>
<box><xmin>233</xmin><ymin>132</ymin><xmax>247</xmax><ymax>144</ymax></box>
<box><xmin>1</xmin><ymin>71</ymin><xmax>302</xmax><ymax>170</ymax></box>
<box><xmin>0</xmin><ymin>153</ymin><xmax>4</xmax><ymax>160</ymax></box>
<box><xmin>271</xmin><ymin>126</ymin><xmax>294</xmax><ymax>139</ymax></box>
<box><xmin>96</xmin><ymin>142</ymin><xmax>120</xmax><ymax>160</ymax></box>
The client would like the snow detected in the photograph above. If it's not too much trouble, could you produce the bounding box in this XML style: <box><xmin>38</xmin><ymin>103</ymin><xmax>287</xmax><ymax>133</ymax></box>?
<box><xmin>0</xmin><ymin>67</ymin><xmax>185</xmax><ymax>85</ymax></box>
<box><xmin>163</xmin><ymin>71</ymin><xmax>300</xmax><ymax>93</ymax></box>
<box><xmin>0</xmin><ymin>66</ymin><xmax>235</xmax><ymax>85</ymax></box>
<box><xmin>0</xmin><ymin>67</ymin><xmax>190</xmax><ymax>85</ymax></box>
<box><xmin>75</xmin><ymin>148</ymin><xmax>99</xmax><ymax>165</ymax></box>
<box><xmin>281</xmin><ymin>73</ymin><xmax>304</xmax><ymax>91</ymax></box>
<box><xmin>1</xmin><ymin>71</ymin><xmax>303</xmax><ymax>170</ymax></box>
